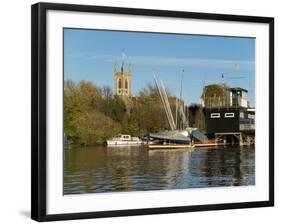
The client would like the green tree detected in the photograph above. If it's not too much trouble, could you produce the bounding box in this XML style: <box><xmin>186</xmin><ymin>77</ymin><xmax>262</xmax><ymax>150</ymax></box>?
<box><xmin>194</xmin><ymin>106</ymin><xmax>205</xmax><ymax>130</ymax></box>
<box><xmin>64</xmin><ymin>80</ymin><xmax>80</xmax><ymax>139</ymax></box>
<box><xmin>64</xmin><ymin>80</ymin><xmax>105</xmax><ymax>142</ymax></box>
<box><xmin>135</xmin><ymin>84</ymin><xmax>169</xmax><ymax>135</ymax></box>
<box><xmin>121</xmin><ymin>112</ymin><xmax>139</xmax><ymax>136</ymax></box>
<box><xmin>76</xmin><ymin>81</ymin><xmax>102</xmax><ymax>111</ymax></box>
<box><xmin>64</xmin><ymin>79</ymin><xmax>182</xmax><ymax>146</ymax></box>
<box><xmin>73</xmin><ymin>110</ymin><xmax>121</xmax><ymax>146</ymax></box>
<box><xmin>202</xmin><ymin>84</ymin><xmax>227</xmax><ymax>108</ymax></box>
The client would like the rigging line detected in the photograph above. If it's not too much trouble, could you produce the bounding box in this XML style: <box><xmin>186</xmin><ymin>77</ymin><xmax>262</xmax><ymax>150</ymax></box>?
<box><xmin>154</xmin><ymin>76</ymin><xmax>175</xmax><ymax>130</ymax></box>
<box><xmin>160</xmin><ymin>80</ymin><xmax>176</xmax><ymax>130</ymax></box>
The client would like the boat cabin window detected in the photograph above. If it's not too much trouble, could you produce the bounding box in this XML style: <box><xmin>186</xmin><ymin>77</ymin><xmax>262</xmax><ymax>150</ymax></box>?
<box><xmin>210</xmin><ymin>113</ymin><xmax>220</xmax><ymax>118</ymax></box>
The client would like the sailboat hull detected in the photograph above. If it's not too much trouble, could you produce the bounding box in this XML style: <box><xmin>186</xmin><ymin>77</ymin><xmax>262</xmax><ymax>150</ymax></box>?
<box><xmin>149</xmin><ymin>130</ymin><xmax>191</xmax><ymax>145</ymax></box>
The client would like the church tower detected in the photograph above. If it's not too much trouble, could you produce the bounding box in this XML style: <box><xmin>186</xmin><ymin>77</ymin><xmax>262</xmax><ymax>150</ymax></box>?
<box><xmin>114</xmin><ymin>62</ymin><xmax>132</xmax><ymax>97</ymax></box>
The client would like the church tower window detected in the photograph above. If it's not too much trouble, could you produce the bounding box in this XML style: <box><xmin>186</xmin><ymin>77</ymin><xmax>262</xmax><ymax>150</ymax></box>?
<box><xmin>118</xmin><ymin>78</ymin><xmax>122</xmax><ymax>94</ymax></box>
<box><xmin>125</xmin><ymin>79</ymin><xmax>128</xmax><ymax>94</ymax></box>
<box><xmin>118</xmin><ymin>78</ymin><xmax>122</xmax><ymax>89</ymax></box>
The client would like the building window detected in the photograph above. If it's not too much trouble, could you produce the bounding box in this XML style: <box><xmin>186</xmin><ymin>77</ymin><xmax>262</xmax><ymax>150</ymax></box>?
<box><xmin>125</xmin><ymin>79</ymin><xmax>128</xmax><ymax>90</ymax></box>
<box><xmin>225</xmin><ymin>112</ymin><xmax>235</xmax><ymax>118</ymax></box>
<box><xmin>118</xmin><ymin>78</ymin><xmax>122</xmax><ymax>89</ymax></box>
<box><xmin>248</xmin><ymin>114</ymin><xmax>255</xmax><ymax>119</ymax></box>
<box><xmin>210</xmin><ymin>113</ymin><xmax>220</xmax><ymax>118</ymax></box>
<box><xmin>240</xmin><ymin>112</ymin><xmax>244</xmax><ymax>118</ymax></box>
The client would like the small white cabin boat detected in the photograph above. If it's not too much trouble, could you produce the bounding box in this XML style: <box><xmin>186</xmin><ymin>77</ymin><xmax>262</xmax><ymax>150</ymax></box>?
<box><xmin>107</xmin><ymin>135</ymin><xmax>143</xmax><ymax>146</ymax></box>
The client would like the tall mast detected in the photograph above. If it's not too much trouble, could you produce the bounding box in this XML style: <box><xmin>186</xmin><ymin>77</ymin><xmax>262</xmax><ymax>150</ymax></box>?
<box><xmin>179</xmin><ymin>69</ymin><xmax>184</xmax><ymax>129</ymax></box>
<box><xmin>175</xmin><ymin>98</ymin><xmax>178</xmax><ymax>129</ymax></box>
<box><xmin>180</xmin><ymin>69</ymin><xmax>184</xmax><ymax>104</ymax></box>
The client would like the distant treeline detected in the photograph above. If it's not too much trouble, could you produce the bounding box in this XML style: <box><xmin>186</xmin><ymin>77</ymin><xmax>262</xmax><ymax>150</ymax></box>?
<box><xmin>64</xmin><ymin>80</ymin><xmax>206</xmax><ymax>146</ymax></box>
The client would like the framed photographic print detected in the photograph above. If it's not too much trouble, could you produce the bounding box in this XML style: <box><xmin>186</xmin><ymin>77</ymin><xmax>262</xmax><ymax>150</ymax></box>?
<box><xmin>31</xmin><ymin>2</ymin><xmax>274</xmax><ymax>222</ymax></box>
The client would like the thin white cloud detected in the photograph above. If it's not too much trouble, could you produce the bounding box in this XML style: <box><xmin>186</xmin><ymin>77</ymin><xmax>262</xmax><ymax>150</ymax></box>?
<box><xmin>71</xmin><ymin>53</ymin><xmax>255</xmax><ymax>70</ymax></box>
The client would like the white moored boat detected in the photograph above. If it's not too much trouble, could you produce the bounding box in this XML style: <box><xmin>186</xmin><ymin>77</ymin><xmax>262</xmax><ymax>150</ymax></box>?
<box><xmin>107</xmin><ymin>134</ymin><xmax>143</xmax><ymax>146</ymax></box>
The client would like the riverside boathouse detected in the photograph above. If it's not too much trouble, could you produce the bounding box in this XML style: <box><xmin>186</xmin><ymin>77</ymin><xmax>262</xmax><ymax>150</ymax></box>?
<box><xmin>204</xmin><ymin>87</ymin><xmax>255</xmax><ymax>145</ymax></box>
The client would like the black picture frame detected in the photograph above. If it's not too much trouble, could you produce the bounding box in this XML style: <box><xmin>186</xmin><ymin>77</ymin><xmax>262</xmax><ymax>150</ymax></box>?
<box><xmin>31</xmin><ymin>2</ymin><xmax>274</xmax><ymax>222</ymax></box>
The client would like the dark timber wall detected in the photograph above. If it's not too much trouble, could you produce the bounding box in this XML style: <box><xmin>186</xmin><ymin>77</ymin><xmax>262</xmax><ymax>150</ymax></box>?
<box><xmin>205</xmin><ymin>108</ymin><xmax>240</xmax><ymax>134</ymax></box>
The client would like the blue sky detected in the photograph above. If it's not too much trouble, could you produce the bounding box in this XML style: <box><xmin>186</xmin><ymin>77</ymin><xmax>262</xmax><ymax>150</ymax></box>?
<box><xmin>64</xmin><ymin>28</ymin><xmax>255</xmax><ymax>106</ymax></box>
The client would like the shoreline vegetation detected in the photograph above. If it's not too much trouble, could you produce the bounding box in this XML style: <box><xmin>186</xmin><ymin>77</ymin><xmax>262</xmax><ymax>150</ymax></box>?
<box><xmin>64</xmin><ymin>80</ymin><xmax>207</xmax><ymax>147</ymax></box>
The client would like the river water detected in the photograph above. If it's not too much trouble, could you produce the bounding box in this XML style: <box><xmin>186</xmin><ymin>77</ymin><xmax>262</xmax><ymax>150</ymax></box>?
<box><xmin>63</xmin><ymin>145</ymin><xmax>255</xmax><ymax>195</ymax></box>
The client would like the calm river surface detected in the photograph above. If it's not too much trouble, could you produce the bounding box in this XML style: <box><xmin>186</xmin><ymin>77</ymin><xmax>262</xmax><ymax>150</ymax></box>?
<box><xmin>63</xmin><ymin>146</ymin><xmax>255</xmax><ymax>195</ymax></box>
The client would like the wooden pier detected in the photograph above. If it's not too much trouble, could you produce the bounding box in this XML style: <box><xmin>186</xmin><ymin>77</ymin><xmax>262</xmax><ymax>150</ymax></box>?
<box><xmin>148</xmin><ymin>142</ymin><xmax>225</xmax><ymax>149</ymax></box>
<box><xmin>214</xmin><ymin>132</ymin><xmax>254</xmax><ymax>146</ymax></box>
<box><xmin>148</xmin><ymin>144</ymin><xmax>194</xmax><ymax>149</ymax></box>
<box><xmin>193</xmin><ymin>142</ymin><xmax>225</xmax><ymax>147</ymax></box>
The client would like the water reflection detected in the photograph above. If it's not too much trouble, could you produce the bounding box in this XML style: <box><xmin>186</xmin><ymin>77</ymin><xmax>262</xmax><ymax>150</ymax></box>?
<box><xmin>64</xmin><ymin>146</ymin><xmax>255</xmax><ymax>194</ymax></box>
